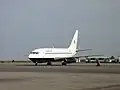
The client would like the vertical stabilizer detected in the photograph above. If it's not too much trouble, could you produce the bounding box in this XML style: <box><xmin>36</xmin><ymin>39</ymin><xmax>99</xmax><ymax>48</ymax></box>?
<box><xmin>68</xmin><ymin>30</ymin><xmax>78</xmax><ymax>53</ymax></box>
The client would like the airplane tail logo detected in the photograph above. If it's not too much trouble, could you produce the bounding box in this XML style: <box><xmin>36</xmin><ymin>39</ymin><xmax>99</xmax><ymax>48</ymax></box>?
<box><xmin>68</xmin><ymin>30</ymin><xmax>78</xmax><ymax>53</ymax></box>
<box><xmin>74</xmin><ymin>40</ymin><xmax>75</xmax><ymax>44</ymax></box>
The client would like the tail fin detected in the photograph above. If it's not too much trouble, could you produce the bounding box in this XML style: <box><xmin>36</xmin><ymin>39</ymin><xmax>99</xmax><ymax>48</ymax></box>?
<box><xmin>68</xmin><ymin>30</ymin><xmax>78</xmax><ymax>53</ymax></box>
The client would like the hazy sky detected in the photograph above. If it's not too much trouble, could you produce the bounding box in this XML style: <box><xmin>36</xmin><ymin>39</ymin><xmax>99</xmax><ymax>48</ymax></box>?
<box><xmin>0</xmin><ymin>0</ymin><xmax>120</xmax><ymax>60</ymax></box>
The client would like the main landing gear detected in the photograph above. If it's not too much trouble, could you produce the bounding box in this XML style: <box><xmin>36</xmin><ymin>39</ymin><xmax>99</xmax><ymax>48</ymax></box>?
<box><xmin>62</xmin><ymin>59</ymin><xmax>67</xmax><ymax>65</ymax></box>
<box><xmin>47</xmin><ymin>60</ymin><xmax>52</xmax><ymax>65</ymax></box>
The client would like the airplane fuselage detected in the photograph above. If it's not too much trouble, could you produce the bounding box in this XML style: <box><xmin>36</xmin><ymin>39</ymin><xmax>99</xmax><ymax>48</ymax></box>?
<box><xmin>29</xmin><ymin>48</ymin><xmax>76</xmax><ymax>63</ymax></box>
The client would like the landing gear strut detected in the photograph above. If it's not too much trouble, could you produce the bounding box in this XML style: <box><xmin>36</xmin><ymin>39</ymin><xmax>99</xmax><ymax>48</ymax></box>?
<box><xmin>35</xmin><ymin>62</ymin><xmax>38</xmax><ymax>66</ymax></box>
<box><xmin>47</xmin><ymin>61</ymin><xmax>52</xmax><ymax>65</ymax></box>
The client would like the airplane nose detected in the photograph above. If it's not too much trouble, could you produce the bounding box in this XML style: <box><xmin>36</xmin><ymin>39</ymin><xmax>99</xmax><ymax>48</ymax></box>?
<box><xmin>28</xmin><ymin>54</ymin><xmax>31</xmax><ymax>58</ymax></box>
<box><xmin>28</xmin><ymin>54</ymin><xmax>34</xmax><ymax>61</ymax></box>
<box><xmin>28</xmin><ymin>54</ymin><xmax>40</xmax><ymax>58</ymax></box>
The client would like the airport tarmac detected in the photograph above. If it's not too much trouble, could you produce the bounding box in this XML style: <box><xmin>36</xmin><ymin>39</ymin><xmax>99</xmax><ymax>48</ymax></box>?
<box><xmin>0</xmin><ymin>63</ymin><xmax>120</xmax><ymax>90</ymax></box>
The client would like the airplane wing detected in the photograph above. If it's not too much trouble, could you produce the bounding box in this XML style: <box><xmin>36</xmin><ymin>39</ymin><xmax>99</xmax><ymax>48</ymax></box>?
<box><xmin>55</xmin><ymin>54</ymin><xmax>104</xmax><ymax>63</ymax></box>
<box><xmin>55</xmin><ymin>54</ymin><xmax>104</xmax><ymax>60</ymax></box>
<box><xmin>76</xmin><ymin>49</ymin><xmax>92</xmax><ymax>52</ymax></box>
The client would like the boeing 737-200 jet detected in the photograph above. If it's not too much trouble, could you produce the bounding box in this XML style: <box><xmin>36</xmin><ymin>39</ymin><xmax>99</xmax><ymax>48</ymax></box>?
<box><xmin>28</xmin><ymin>30</ymin><xmax>90</xmax><ymax>66</ymax></box>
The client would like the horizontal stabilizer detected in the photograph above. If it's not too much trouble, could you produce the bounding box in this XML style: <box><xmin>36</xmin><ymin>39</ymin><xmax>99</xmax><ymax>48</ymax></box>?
<box><xmin>76</xmin><ymin>49</ymin><xmax>92</xmax><ymax>52</ymax></box>
<box><xmin>75</xmin><ymin>54</ymin><xmax>104</xmax><ymax>58</ymax></box>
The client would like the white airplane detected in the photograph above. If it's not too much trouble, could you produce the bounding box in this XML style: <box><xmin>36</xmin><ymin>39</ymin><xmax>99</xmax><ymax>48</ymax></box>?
<box><xmin>28</xmin><ymin>30</ymin><xmax>90</xmax><ymax>66</ymax></box>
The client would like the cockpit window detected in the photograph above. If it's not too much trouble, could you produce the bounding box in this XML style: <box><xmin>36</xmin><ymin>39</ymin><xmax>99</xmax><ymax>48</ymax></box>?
<box><xmin>30</xmin><ymin>52</ymin><xmax>39</xmax><ymax>54</ymax></box>
<box><xmin>36</xmin><ymin>52</ymin><xmax>38</xmax><ymax>54</ymax></box>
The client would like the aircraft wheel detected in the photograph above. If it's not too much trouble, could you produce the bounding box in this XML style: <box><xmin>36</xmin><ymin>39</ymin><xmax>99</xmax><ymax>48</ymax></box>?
<box><xmin>47</xmin><ymin>61</ymin><xmax>52</xmax><ymax>65</ymax></box>
<box><xmin>62</xmin><ymin>62</ymin><xmax>67</xmax><ymax>65</ymax></box>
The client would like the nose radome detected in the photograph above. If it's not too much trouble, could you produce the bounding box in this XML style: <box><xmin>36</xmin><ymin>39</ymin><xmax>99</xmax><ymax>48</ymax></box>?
<box><xmin>28</xmin><ymin>54</ymin><xmax>31</xmax><ymax>58</ymax></box>
<box><xmin>28</xmin><ymin>54</ymin><xmax>34</xmax><ymax>58</ymax></box>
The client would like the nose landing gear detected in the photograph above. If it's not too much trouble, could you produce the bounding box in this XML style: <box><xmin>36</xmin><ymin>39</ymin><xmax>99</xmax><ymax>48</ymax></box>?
<box><xmin>35</xmin><ymin>62</ymin><xmax>38</xmax><ymax>66</ymax></box>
